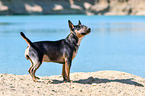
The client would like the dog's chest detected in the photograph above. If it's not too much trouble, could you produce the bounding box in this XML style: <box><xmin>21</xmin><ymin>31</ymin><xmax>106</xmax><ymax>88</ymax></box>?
<box><xmin>72</xmin><ymin>51</ymin><xmax>77</xmax><ymax>59</ymax></box>
<box><xmin>72</xmin><ymin>38</ymin><xmax>83</xmax><ymax>60</ymax></box>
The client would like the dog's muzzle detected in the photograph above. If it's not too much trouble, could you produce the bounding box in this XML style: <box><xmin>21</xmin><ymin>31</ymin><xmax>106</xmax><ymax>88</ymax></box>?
<box><xmin>81</xmin><ymin>28</ymin><xmax>91</xmax><ymax>35</ymax></box>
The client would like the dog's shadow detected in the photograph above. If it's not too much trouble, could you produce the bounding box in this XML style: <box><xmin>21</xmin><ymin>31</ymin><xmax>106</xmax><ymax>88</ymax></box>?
<box><xmin>49</xmin><ymin>77</ymin><xmax>144</xmax><ymax>87</ymax></box>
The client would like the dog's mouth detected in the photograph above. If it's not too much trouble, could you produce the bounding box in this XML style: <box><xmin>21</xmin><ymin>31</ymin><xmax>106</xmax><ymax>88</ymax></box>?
<box><xmin>81</xmin><ymin>28</ymin><xmax>91</xmax><ymax>35</ymax></box>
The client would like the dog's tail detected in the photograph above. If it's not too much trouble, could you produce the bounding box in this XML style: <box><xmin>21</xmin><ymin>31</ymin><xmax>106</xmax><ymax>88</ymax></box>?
<box><xmin>20</xmin><ymin>32</ymin><xmax>33</xmax><ymax>46</ymax></box>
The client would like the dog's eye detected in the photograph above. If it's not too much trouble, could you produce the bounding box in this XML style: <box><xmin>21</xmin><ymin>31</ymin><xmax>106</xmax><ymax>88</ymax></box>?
<box><xmin>78</xmin><ymin>26</ymin><xmax>81</xmax><ymax>29</ymax></box>
<box><xmin>71</xmin><ymin>28</ymin><xmax>74</xmax><ymax>31</ymax></box>
<box><xmin>77</xmin><ymin>28</ymin><xmax>80</xmax><ymax>31</ymax></box>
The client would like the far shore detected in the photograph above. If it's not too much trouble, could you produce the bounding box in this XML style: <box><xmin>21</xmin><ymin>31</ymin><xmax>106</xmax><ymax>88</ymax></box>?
<box><xmin>0</xmin><ymin>0</ymin><xmax>145</xmax><ymax>15</ymax></box>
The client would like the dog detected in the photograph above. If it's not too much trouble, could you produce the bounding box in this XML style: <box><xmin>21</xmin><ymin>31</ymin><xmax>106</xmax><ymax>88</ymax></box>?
<box><xmin>20</xmin><ymin>20</ymin><xmax>91</xmax><ymax>82</ymax></box>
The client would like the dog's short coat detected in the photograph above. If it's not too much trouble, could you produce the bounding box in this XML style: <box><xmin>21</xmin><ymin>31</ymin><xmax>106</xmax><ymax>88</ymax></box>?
<box><xmin>20</xmin><ymin>20</ymin><xmax>91</xmax><ymax>82</ymax></box>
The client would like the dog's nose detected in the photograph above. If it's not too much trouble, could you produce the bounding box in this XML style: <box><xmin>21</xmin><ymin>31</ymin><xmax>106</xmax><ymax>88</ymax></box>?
<box><xmin>88</xmin><ymin>28</ymin><xmax>91</xmax><ymax>33</ymax></box>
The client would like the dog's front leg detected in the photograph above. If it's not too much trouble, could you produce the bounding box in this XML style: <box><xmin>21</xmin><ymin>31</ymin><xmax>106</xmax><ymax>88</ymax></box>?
<box><xmin>65</xmin><ymin>58</ymin><xmax>72</xmax><ymax>82</ymax></box>
<box><xmin>62</xmin><ymin>64</ymin><xmax>67</xmax><ymax>81</ymax></box>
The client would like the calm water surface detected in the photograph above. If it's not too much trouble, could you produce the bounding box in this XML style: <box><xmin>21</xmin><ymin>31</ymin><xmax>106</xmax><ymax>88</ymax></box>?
<box><xmin>0</xmin><ymin>15</ymin><xmax>145</xmax><ymax>78</ymax></box>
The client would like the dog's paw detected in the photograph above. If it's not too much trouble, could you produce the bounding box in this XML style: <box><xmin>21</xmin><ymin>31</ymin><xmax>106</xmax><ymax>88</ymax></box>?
<box><xmin>63</xmin><ymin>80</ymin><xmax>73</xmax><ymax>83</ymax></box>
<box><xmin>33</xmin><ymin>76</ymin><xmax>40</xmax><ymax>82</ymax></box>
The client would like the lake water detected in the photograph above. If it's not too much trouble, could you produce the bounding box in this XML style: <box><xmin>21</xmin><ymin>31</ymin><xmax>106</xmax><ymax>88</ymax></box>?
<box><xmin>0</xmin><ymin>15</ymin><xmax>145</xmax><ymax>78</ymax></box>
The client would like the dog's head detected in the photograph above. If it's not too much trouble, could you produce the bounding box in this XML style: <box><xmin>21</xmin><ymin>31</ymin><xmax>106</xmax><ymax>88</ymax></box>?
<box><xmin>68</xmin><ymin>20</ymin><xmax>91</xmax><ymax>38</ymax></box>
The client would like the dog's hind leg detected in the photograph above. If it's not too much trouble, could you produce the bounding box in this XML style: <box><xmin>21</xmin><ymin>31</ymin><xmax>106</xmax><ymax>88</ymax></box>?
<box><xmin>28</xmin><ymin>59</ymin><xmax>40</xmax><ymax>80</ymax></box>
<box><xmin>28</xmin><ymin>58</ymin><xmax>33</xmax><ymax>74</ymax></box>
<box><xmin>31</xmin><ymin>62</ymin><xmax>41</xmax><ymax>82</ymax></box>
<box><xmin>29</xmin><ymin>58</ymin><xmax>42</xmax><ymax>82</ymax></box>
<box><xmin>26</xmin><ymin>45</ymin><xmax>43</xmax><ymax>82</ymax></box>
<box><xmin>28</xmin><ymin>52</ymin><xmax>42</xmax><ymax>81</ymax></box>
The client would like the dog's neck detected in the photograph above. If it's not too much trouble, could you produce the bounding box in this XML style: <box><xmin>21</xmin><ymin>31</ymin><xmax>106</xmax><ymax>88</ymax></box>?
<box><xmin>65</xmin><ymin>33</ymin><xmax>83</xmax><ymax>51</ymax></box>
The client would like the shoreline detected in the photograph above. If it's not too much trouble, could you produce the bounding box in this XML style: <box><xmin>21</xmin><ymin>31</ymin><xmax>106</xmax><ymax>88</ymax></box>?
<box><xmin>0</xmin><ymin>70</ymin><xmax>145</xmax><ymax>95</ymax></box>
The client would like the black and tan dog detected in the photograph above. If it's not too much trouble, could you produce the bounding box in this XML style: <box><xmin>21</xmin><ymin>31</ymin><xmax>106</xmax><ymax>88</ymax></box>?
<box><xmin>20</xmin><ymin>20</ymin><xmax>91</xmax><ymax>82</ymax></box>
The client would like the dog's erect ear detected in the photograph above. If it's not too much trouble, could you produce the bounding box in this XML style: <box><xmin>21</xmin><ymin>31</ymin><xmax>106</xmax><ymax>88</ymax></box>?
<box><xmin>68</xmin><ymin>20</ymin><xmax>74</xmax><ymax>29</ymax></box>
<box><xmin>78</xmin><ymin>20</ymin><xmax>81</xmax><ymax>25</ymax></box>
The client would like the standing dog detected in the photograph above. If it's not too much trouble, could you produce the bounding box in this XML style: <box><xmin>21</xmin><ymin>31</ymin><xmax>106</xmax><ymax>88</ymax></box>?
<box><xmin>20</xmin><ymin>20</ymin><xmax>91</xmax><ymax>82</ymax></box>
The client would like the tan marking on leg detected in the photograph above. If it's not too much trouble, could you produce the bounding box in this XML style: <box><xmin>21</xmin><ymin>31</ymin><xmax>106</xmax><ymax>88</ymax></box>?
<box><xmin>65</xmin><ymin>60</ymin><xmax>70</xmax><ymax>82</ymax></box>
<box><xmin>62</xmin><ymin>64</ymin><xmax>66</xmax><ymax>81</ymax></box>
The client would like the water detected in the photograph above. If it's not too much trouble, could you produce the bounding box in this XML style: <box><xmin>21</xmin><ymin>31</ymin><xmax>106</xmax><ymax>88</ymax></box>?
<box><xmin>0</xmin><ymin>15</ymin><xmax>145</xmax><ymax>78</ymax></box>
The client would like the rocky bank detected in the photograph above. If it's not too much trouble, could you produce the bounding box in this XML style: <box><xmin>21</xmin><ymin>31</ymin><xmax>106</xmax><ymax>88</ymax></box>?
<box><xmin>0</xmin><ymin>0</ymin><xmax>145</xmax><ymax>15</ymax></box>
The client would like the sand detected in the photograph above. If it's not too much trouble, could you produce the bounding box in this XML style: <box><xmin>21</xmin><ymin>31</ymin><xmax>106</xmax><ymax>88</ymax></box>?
<box><xmin>0</xmin><ymin>70</ymin><xmax>145</xmax><ymax>96</ymax></box>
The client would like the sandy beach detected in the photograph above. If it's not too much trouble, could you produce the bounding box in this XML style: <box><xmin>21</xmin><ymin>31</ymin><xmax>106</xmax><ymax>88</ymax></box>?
<box><xmin>0</xmin><ymin>70</ymin><xmax>145</xmax><ymax>96</ymax></box>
